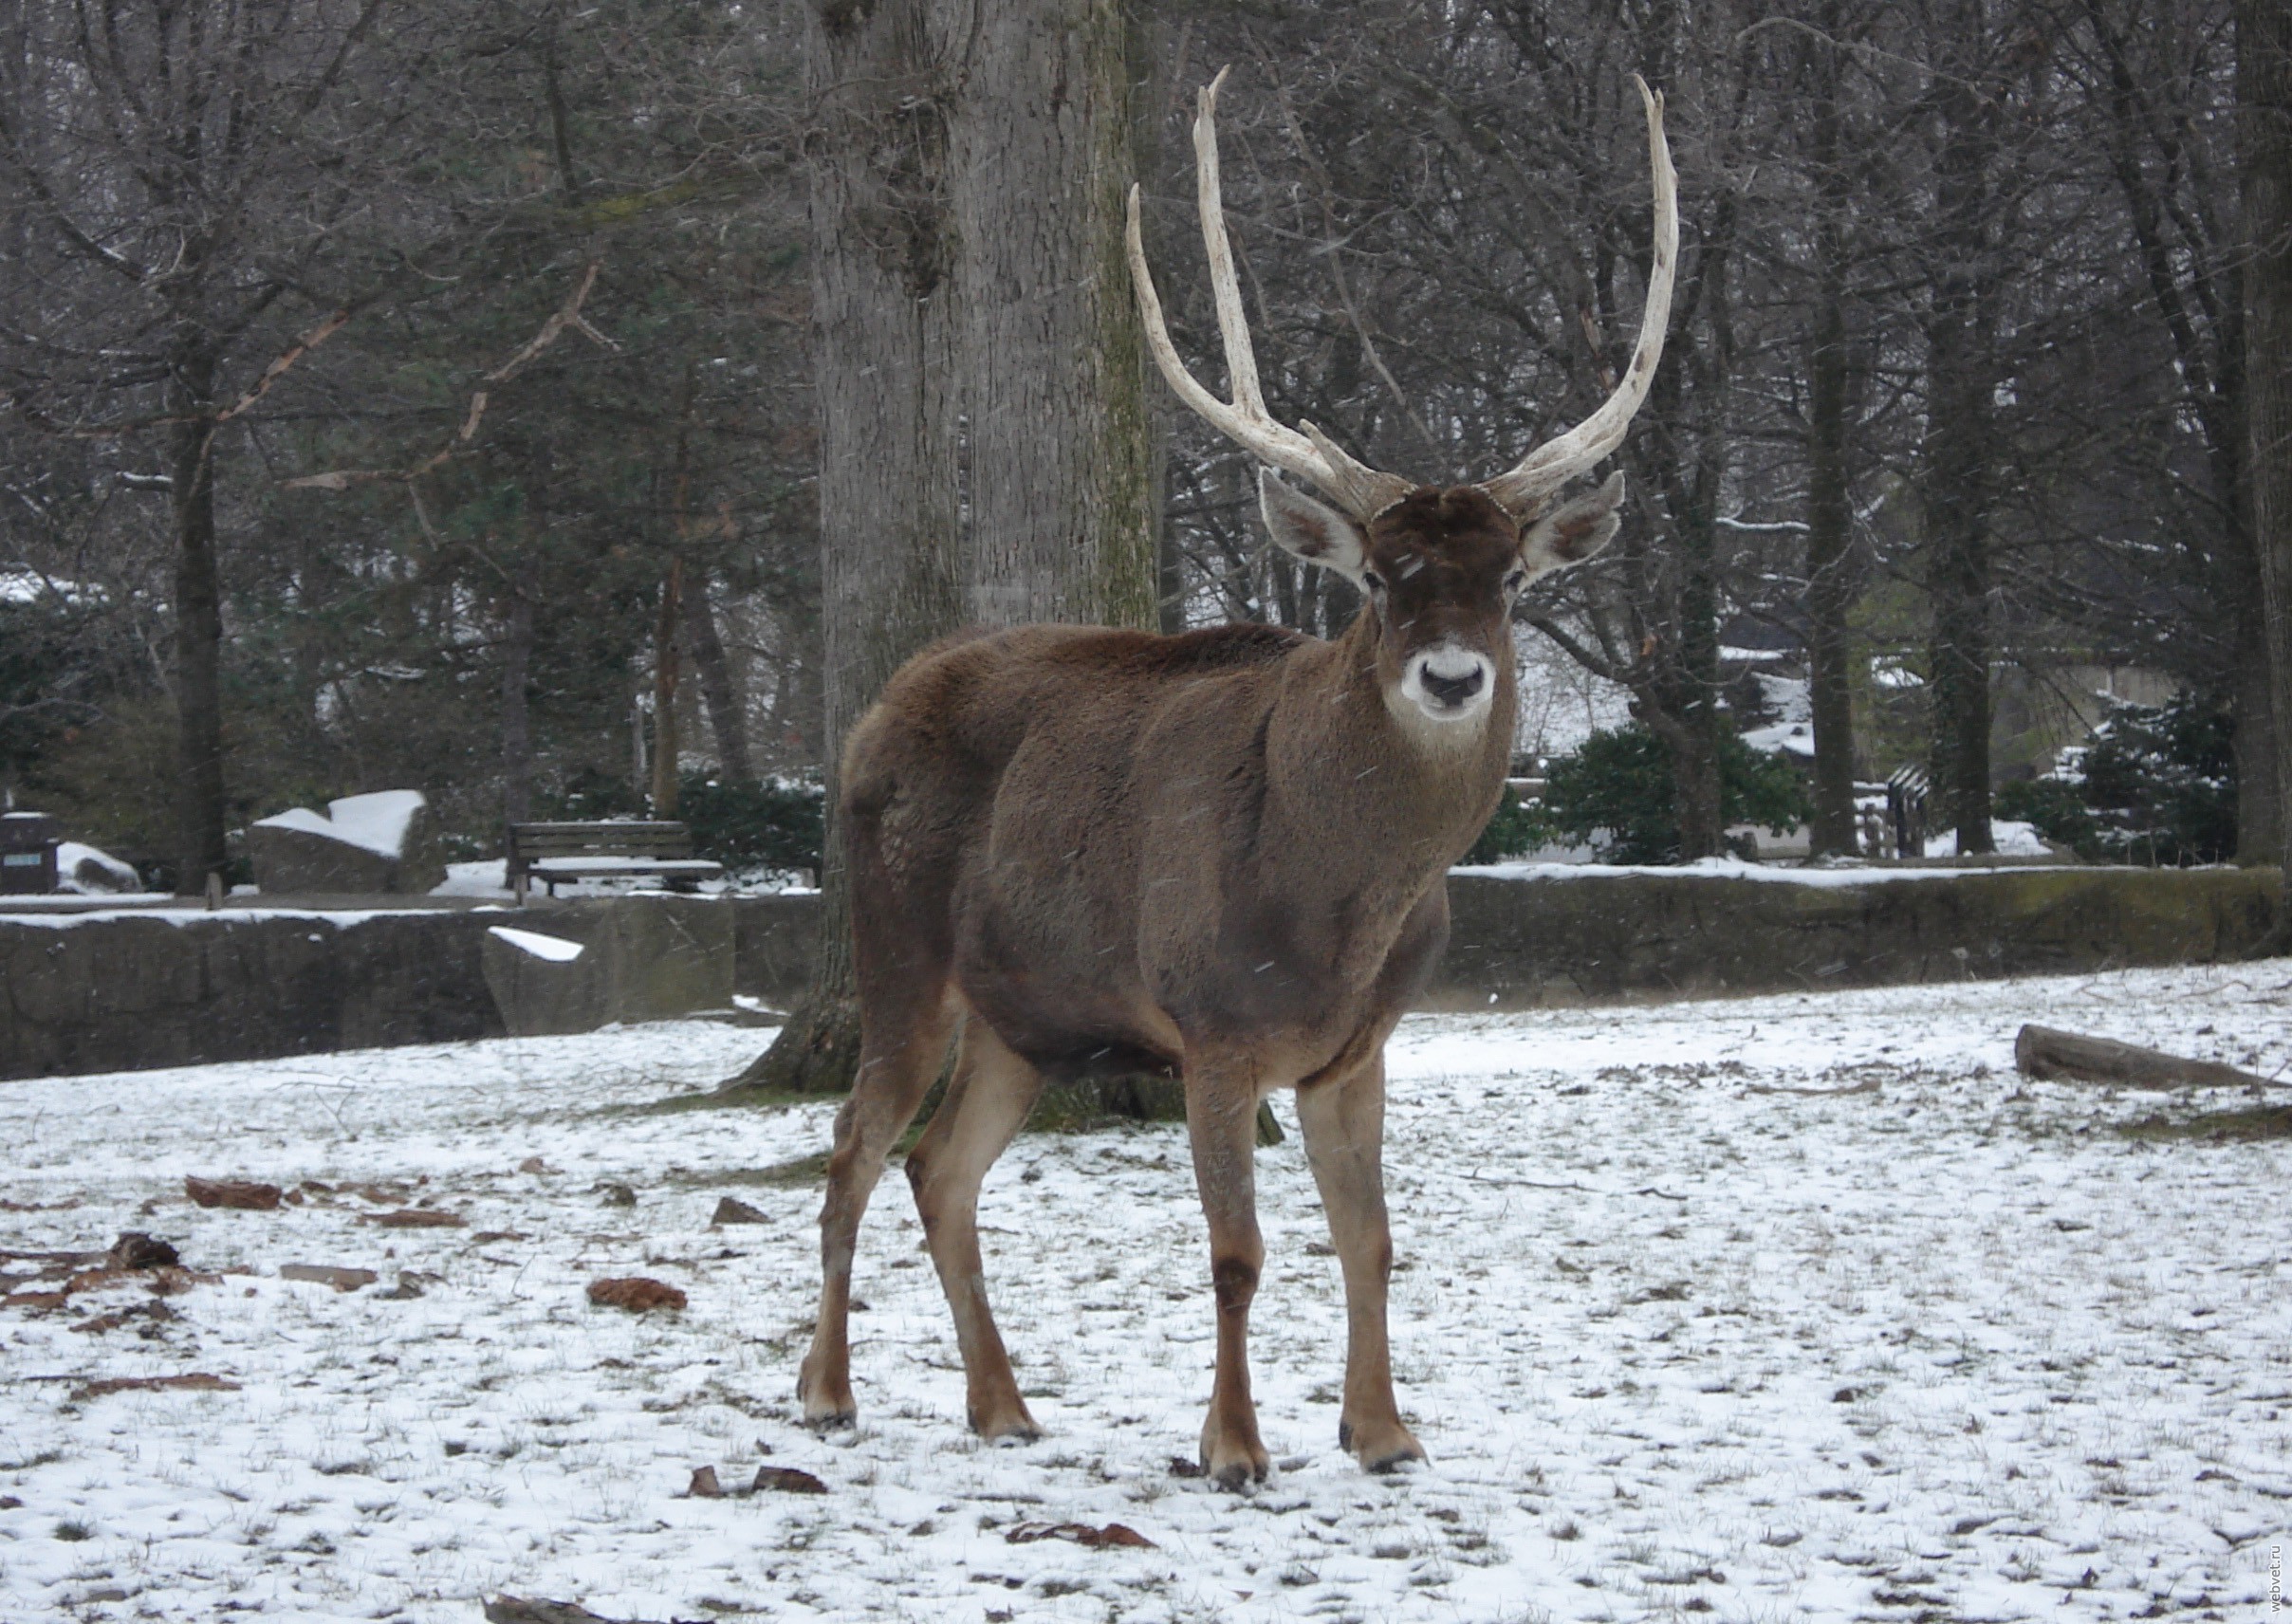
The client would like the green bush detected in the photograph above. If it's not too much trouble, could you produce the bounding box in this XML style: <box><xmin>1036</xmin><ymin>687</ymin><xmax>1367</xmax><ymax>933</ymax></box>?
<box><xmin>1995</xmin><ymin>692</ymin><xmax>2234</xmax><ymax>865</ymax></box>
<box><xmin>1537</xmin><ymin>723</ymin><xmax>1811</xmax><ymax>865</ymax></box>
<box><xmin>1463</xmin><ymin>784</ymin><xmax>1558</xmax><ymax>863</ymax></box>
<box><xmin>676</xmin><ymin>772</ymin><xmax>824</xmax><ymax>874</ymax></box>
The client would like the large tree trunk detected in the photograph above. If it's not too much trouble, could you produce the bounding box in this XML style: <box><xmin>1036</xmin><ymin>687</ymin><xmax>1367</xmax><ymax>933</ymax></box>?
<box><xmin>730</xmin><ymin>0</ymin><xmax>964</xmax><ymax>1095</ymax></box>
<box><xmin>1922</xmin><ymin>27</ymin><xmax>2000</xmax><ymax>857</ymax></box>
<box><xmin>2246</xmin><ymin>0</ymin><xmax>2292</xmax><ymax>895</ymax></box>
<box><xmin>169</xmin><ymin>365</ymin><xmax>227</xmax><ymax>896</ymax></box>
<box><xmin>1803</xmin><ymin>13</ymin><xmax>1858</xmax><ymax>858</ymax></box>
<box><xmin>950</xmin><ymin>0</ymin><xmax>1155</xmax><ymax>632</ymax></box>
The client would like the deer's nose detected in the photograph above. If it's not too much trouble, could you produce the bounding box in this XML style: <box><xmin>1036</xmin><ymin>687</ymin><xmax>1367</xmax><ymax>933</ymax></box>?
<box><xmin>1421</xmin><ymin>665</ymin><xmax>1485</xmax><ymax>708</ymax></box>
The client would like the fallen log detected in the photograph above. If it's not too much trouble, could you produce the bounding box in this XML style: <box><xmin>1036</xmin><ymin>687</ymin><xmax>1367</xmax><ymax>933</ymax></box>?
<box><xmin>2013</xmin><ymin>1024</ymin><xmax>2277</xmax><ymax>1090</ymax></box>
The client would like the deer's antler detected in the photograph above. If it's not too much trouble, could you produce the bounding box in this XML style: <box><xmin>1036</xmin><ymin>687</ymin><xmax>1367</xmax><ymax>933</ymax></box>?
<box><xmin>1125</xmin><ymin>68</ymin><xmax>1414</xmax><ymax>522</ymax></box>
<box><xmin>1479</xmin><ymin>77</ymin><xmax>1677</xmax><ymax>518</ymax></box>
<box><xmin>1128</xmin><ymin>70</ymin><xmax>1678</xmax><ymax>527</ymax></box>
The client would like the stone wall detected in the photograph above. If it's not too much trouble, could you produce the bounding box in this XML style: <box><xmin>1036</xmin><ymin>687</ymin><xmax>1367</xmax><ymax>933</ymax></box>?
<box><xmin>1435</xmin><ymin>866</ymin><xmax>2279</xmax><ymax>1009</ymax></box>
<box><xmin>3</xmin><ymin>868</ymin><xmax>2276</xmax><ymax>1080</ymax></box>
<box><xmin>0</xmin><ymin>908</ymin><xmax>505</xmax><ymax>1080</ymax></box>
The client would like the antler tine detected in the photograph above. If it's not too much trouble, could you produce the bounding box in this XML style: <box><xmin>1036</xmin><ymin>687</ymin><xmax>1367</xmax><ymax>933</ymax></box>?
<box><xmin>1480</xmin><ymin>75</ymin><xmax>1678</xmax><ymax>518</ymax></box>
<box><xmin>1127</xmin><ymin>70</ymin><xmax>1414</xmax><ymax>521</ymax></box>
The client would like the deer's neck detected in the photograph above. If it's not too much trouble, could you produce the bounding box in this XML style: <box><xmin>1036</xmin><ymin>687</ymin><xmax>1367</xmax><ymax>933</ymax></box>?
<box><xmin>1265</xmin><ymin>612</ymin><xmax>1513</xmax><ymax>888</ymax></box>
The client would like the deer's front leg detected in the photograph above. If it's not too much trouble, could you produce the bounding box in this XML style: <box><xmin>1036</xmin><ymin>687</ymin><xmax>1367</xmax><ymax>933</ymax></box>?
<box><xmin>1295</xmin><ymin>1052</ymin><xmax>1425</xmax><ymax>1472</ymax></box>
<box><xmin>1183</xmin><ymin>1049</ymin><xmax>1269</xmax><ymax>1488</ymax></box>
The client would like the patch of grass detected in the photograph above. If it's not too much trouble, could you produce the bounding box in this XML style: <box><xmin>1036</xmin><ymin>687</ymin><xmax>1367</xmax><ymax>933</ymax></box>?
<box><xmin>2119</xmin><ymin>1104</ymin><xmax>2292</xmax><ymax>1143</ymax></box>
<box><xmin>612</xmin><ymin>1085</ymin><xmax>817</xmax><ymax>1118</ymax></box>
<box><xmin>53</xmin><ymin>1519</ymin><xmax>93</xmax><ymax>1541</ymax></box>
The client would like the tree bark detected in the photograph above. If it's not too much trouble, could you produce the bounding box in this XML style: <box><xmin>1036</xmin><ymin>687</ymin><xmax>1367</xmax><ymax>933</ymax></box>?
<box><xmin>169</xmin><ymin>370</ymin><xmax>227</xmax><ymax>895</ymax></box>
<box><xmin>1922</xmin><ymin>16</ymin><xmax>2001</xmax><ymax>857</ymax></box>
<box><xmin>730</xmin><ymin>0</ymin><xmax>965</xmax><ymax>1095</ymax></box>
<box><xmin>1803</xmin><ymin>11</ymin><xmax>1858</xmax><ymax>858</ymax></box>
<box><xmin>2246</xmin><ymin>0</ymin><xmax>2292</xmax><ymax>894</ymax></box>
<box><xmin>950</xmin><ymin>0</ymin><xmax>1155</xmax><ymax>632</ymax></box>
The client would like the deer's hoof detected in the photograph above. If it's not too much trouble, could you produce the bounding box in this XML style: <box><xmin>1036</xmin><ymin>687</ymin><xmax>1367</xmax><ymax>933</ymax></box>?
<box><xmin>968</xmin><ymin>1397</ymin><xmax>1043</xmax><ymax>1444</ymax></box>
<box><xmin>797</xmin><ymin>1362</ymin><xmax>856</xmax><ymax>1431</ymax></box>
<box><xmin>1340</xmin><ymin>1415</ymin><xmax>1427</xmax><ymax>1473</ymax></box>
<box><xmin>1200</xmin><ymin>1426</ymin><xmax>1271</xmax><ymax>1490</ymax></box>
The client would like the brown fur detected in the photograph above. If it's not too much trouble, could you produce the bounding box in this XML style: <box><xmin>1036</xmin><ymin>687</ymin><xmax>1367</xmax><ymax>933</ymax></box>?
<box><xmin>797</xmin><ymin>484</ymin><xmax>1586</xmax><ymax>1486</ymax></box>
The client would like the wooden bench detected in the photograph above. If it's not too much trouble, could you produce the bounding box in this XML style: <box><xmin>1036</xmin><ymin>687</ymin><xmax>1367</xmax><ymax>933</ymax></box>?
<box><xmin>505</xmin><ymin>821</ymin><xmax>724</xmax><ymax>898</ymax></box>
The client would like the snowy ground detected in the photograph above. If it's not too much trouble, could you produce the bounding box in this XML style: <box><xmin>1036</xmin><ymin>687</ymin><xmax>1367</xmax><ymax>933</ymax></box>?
<box><xmin>3</xmin><ymin>966</ymin><xmax>2289</xmax><ymax>1624</ymax></box>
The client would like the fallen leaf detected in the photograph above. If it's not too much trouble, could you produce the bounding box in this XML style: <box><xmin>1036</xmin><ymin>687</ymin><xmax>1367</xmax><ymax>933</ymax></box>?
<box><xmin>750</xmin><ymin>1465</ymin><xmax>828</xmax><ymax>1495</ymax></box>
<box><xmin>184</xmin><ymin>1176</ymin><xmax>283</xmax><ymax>1211</ymax></box>
<box><xmin>281</xmin><ymin>1264</ymin><xmax>379</xmax><ymax>1292</ymax></box>
<box><xmin>1006</xmin><ymin>1521</ymin><xmax>1156</xmax><ymax>1549</ymax></box>
<box><xmin>70</xmin><ymin>1372</ymin><xmax>239</xmax><ymax>1401</ymax></box>
<box><xmin>586</xmin><ymin>1277</ymin><xmax>686</xmax><ymax>1313</ymax></box>
<box><xmin>365</xmin><ymin>1209</ymin><xmax>465</xmax><ymax>1228</ymax></box>
<box><xmin>517</xmin><ymin>1156</ymin><xmax>548</xmax><ymax>1174</ymax></box>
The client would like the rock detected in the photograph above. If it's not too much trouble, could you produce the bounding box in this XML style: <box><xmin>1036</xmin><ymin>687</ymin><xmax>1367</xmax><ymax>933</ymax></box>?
<box><xmin>749</xmin><ymin>1465</ymin><xmax>827</xmax><ymax>1495</ymax></box>
<box><xmin>281</xmin><ymin>1264</ymin><xmax>379</xmax><ymax>1291</ymax></box>
<box><xmin>710</xmin><ymin>1196</ymin><xmax>767</xmax><ymax>1226</ymax></box>
<box><xmin>518</xmin><ymin>1155</ymin><xmax>548</xmax><ymax>1174</ymax></box>
<box><xmin>596</xmin><ymin>1182</ymin><xmax>638</xmax><ymax>1209</ymax></box>
<box><xmin>248</xmin><ymin>790</ymin><xmax>444</xmax><ymax>895</ymax></box>
<box><xmin>482</xmin><ymin>926</ymin><xmax>603</xmax><ymax>1039</ymax></box>
<box><xmin>106</xmin><ymin>1232</ymin><xmax>179</xmax><ymax>1270</ymax></box>
<box><xmin>586</xmin><ymin>1276</ymin><xmax>686</xmax><ymax>1313</ymax></box>
<box><xmin>184</xmin><ymin>1176</ymin><xmax>283</xmax><ymax>1211</ymax></box>
<box><xmin>686</xmin><ymin>1466</ymin><xmax>723</xmax><ymax>1498</ymax></box>
<box><xmin>485</xmin><ymin>1598</ymin><xmax>658</xmax><ymax>1624</ymax></box>
<box><xmin>364</xmin><ymin>1208</ymin><xmax>464</xmax><ymax>1228</ymax></box>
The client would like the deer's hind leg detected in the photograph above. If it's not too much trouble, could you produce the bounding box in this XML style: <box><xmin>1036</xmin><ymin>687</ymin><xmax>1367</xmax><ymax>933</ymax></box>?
<box><xmin>797</xmin><ymin>957</ymin><xmax>957</xmax><ymax>1429</ymax></box>
<box><xmin>904</xmin><ymin>1014</ymin><xmax>1047</xmax><ymax>1440</ymax></box>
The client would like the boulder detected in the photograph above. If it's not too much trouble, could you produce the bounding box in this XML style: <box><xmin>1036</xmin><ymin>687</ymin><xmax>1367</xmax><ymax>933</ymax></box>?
<box><xmin>481</xmin><ymin>925</ymin><xmax>602</xmax><ymax>1038</ymax></box>
<box><xmin>249</xmin><ymin>790</ymin><xmax>445</xmax><ymax>895</ymax></box>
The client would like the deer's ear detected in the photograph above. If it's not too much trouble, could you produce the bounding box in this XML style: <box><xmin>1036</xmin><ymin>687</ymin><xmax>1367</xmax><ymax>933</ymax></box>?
<box><xmin>1519</xmin><ymin>471</ymin><xmax>1624</xmax><ymax>579</ymax></box>
<box><xmin>1260</xmin><ymin>468</ymin><xmax>1368</xmax><ymax>581</ymax></box>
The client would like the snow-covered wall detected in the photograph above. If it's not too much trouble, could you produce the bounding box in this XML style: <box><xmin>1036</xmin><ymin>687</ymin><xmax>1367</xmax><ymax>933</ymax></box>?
<box><xmin>2</xmin><ymin>869</ymin><xmax>2273</xmax><ymax>1078</ymax></box>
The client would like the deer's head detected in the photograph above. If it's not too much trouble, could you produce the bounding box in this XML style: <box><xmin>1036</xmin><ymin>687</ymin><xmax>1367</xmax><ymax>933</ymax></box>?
<box><xmin>1127</xmin><ymin>70</ymin><xmax>1676</xmax><ymax>733</ymax></box>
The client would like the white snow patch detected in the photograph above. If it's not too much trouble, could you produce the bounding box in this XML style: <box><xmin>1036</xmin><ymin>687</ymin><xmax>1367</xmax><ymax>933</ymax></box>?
<box><xmin>488</xmin><ymin>925</ymin><xmax>584</xmax><ymax>962</ymax></box>
<box><xmin>1</xmin><ymin>976</ymin><xmax>2287</xmax><ymax>1622</ymax></box>
<box><xmin>1926</xmin><ymin>819</ymin><xmax>2050</xmax><ymax>858</ymax></box>
<box><xmin>433</xmin><ymin>858</ymin><xmax>512</xmax><ymax>898</ymax></box>
<box><xmin>52</xmin><ymin>840</ymin><xmax>142</xmax><ymax>895</ymax></box>
<box><xmin>253</xmin><ymin>789</ymin><xmax>426</xmax><ymax>858</ymax></box>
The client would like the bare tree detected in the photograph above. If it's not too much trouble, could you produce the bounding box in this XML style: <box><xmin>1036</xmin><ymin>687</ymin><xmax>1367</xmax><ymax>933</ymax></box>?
<box><xmin>0</xmin><ymin>0</ymin><xmax>399</xmax><ymax>889</ymax></box>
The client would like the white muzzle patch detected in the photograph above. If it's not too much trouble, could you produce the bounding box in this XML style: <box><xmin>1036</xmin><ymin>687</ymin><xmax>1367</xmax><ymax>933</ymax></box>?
<box><xmin>1398</xmin><ymin>641</ymin><xmax>1493</xmax><ymax>724</ymax></box>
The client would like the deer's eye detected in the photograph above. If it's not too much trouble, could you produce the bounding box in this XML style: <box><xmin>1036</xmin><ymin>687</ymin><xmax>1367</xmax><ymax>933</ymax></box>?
<box><xmin>1362</xmin><ymin>570</ymin><xmax>1387</xmax><ymax>595</ymax></box>
<box><xmin>1504</xmin><ymin>567</ymin><xmax>1526</xmax><ymax>595</ymax></box>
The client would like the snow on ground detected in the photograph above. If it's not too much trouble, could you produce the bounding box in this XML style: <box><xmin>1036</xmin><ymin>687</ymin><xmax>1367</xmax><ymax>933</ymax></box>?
<box><xmin>4</xmin><ymin>969</ymin><xmax>2290</xmax><ymax>1623</ymax></box>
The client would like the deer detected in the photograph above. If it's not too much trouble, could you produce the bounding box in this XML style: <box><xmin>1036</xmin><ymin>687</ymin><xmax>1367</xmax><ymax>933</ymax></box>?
<box><xmin>797</xmin><ymin>69</ymin><xmax>1677</xmax><ymax>1488</ymax></box>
